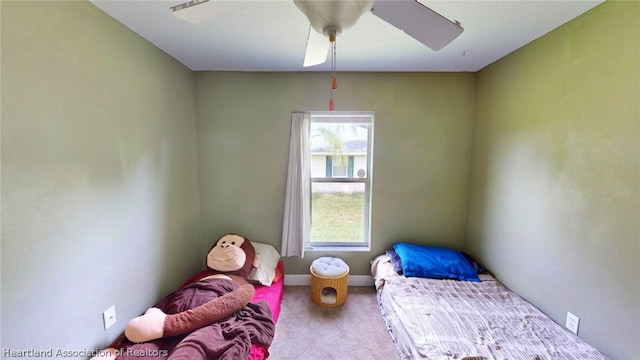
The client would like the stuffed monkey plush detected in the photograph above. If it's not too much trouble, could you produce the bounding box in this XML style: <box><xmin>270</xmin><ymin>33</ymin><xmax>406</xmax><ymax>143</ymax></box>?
<box><xmin>122</xmin><ymin>233</ymin><xmax>260</xmax><ymax>343</ymax></box>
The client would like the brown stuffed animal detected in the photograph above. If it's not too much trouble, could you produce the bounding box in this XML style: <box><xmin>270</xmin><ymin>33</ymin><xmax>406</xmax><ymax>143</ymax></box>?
<box><xmin>122</xmin><ymin>233</ymin><xmax>260</xmax><ymax>343</ymax></box>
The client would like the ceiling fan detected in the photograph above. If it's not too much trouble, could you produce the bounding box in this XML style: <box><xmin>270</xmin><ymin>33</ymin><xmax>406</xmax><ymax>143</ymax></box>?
<box><xmin>169</xmin><ymin>0</ymin><xmax>464</xmax><ymax>67</ymax></box>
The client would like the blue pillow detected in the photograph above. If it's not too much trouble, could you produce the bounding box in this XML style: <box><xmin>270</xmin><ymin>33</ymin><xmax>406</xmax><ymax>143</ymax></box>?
<box><xmin>393</xmin><ymin>242</ymin><xmax>480</xmax><ymax>282</ymax></box>
<box><xmin>385</xmin><ymin>249</ymin><xmax>403</xmax><ymax>274</ymax></box>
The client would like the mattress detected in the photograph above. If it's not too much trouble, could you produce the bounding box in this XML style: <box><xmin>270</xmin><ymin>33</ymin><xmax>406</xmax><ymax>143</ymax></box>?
<box><xmin>372</xmin><ymin>255</ymin><xmax>608</xmax><ymax>360</ymax></box>
<box><xmin>248</xmin><ymin>261</ymin><xmax>285</xmax><ymax>360</ymax></box>
<box><xmin>251</xmin><ymin>261</ymin><xmax>285</xmax><ymax>323</ymax></box>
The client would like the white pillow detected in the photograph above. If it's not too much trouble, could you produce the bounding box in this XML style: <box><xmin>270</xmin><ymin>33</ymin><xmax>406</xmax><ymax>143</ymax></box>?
<box><xmin>247</xmin><ymin>242</ymin><xmax>281</xmax><ymax>286</ymax></box>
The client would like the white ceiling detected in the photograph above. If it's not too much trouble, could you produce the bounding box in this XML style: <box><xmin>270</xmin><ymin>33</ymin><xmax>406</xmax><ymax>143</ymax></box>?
<box><xmin>90</xmin><ymin>0</ymin><xmax>604</xmax><ymax>72</ymax></box>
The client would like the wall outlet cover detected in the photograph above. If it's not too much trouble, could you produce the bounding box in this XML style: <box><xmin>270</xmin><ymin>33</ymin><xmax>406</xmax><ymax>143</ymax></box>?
<box><xmin>103</xmin><ymin>305</ymin><xmax>117</xmax><ymax>330</ymax></box>
<box><xmin>565</xmin><ymin>311</ymin><xmax>580</xmax><ymax>334</ymax></box>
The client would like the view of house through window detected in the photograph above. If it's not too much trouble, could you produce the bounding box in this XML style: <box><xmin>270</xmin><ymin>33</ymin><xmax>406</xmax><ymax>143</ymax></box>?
<box><xmin>309</xmin><ymin>112</ymin><xmax>373</xmax><ymax>248</ymax></box>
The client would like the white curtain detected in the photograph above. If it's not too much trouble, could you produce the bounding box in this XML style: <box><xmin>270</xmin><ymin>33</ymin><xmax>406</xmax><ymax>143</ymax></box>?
<box><xmin>281</xmin><ymin>112</ymin><xmax>311</xmax><ymax>258</ymax></box>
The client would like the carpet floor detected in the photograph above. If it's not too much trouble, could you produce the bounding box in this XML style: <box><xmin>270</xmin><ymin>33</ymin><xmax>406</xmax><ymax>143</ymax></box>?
<box><xmin>268</xmin><ymin>286</ymin><xmax>400</xmax><ymax>360</ymax></box>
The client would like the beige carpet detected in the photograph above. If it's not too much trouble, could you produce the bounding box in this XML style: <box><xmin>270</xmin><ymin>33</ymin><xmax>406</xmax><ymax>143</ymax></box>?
<box><xmin>268</xmin><ymin>286</ymin><xmax>400</xmax><ymax>360</ymax></box>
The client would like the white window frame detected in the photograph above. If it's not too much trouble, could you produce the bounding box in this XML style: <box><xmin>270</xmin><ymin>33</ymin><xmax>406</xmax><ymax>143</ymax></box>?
<box><xmin>307</xmin><ymin>111</ymin><xmax>374</xmax><ymax>252</ymax></box>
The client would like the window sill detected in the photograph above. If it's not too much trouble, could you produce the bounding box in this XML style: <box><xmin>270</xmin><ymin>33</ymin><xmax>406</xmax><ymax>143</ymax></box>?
<box><xmin>305</xmin><ymin>245</ymin><xmax>371</xmax><ymax>252</ymax></box>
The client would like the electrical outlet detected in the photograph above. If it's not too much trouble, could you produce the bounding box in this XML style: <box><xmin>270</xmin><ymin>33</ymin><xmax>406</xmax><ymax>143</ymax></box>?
<box><xmin>565</xmin><ymin>311</ymin><xmax>580</xmax><ymax>334</ymax></box>
<box><xmin>103</xmin><ymin>305</ymin><xmax>117</xmax><ymax>330</ymax></box>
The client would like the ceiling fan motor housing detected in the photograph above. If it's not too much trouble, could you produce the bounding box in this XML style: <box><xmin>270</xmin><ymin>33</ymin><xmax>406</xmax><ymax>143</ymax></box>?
<box><xmin>294</xmin><ymin>0</ymin><xmax>375</xmax><ymax>37</ymax></box>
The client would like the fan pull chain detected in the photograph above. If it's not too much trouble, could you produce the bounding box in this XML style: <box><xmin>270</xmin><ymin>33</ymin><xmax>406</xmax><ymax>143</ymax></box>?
<box><xmin>329</xmin><ymin>33</ymin><xmax>337</xmax><ymax>111</ymax></box>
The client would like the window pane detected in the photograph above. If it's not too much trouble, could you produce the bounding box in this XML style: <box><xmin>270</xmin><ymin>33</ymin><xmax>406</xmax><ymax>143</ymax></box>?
<box><xmin>311</xmin><ymin>182</ymin><xmax>365</xmax><ymax>243</ymax></box>
<box><xmin>310</xmin><ymin>123</ymin><xmax>369</xmax><ymax>179</ymax></box>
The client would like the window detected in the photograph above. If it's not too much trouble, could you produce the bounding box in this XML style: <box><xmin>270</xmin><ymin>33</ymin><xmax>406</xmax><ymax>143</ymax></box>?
<box><xmin>281</xmin><ymin>111</ymin><xmax>374</xmax><ymax>258</ymax></box>
<box><xmin>309</xmin><ymin>112</ymin><xmax>374</xmax><ymax>249</ymax></box>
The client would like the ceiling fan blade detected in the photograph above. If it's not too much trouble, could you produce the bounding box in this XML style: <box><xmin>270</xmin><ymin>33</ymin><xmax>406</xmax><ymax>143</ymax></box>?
<box><xmin>371</xmin><ymin>0</ymin><xmax>463</xmax><ymax>51</ymax></box>
<box><xmin>303</xmin><ymin>26</ymin><xmax>330</xmax><ymax>67</ymax></box>
<box><xmin>170</xmin><ymin>0</ymin><xmax>259</xmax><ymax>24</ymax></box>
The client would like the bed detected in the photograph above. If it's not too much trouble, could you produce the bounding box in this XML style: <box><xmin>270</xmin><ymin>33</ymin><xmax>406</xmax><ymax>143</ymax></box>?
<box><xmin>371</xmin><ymin>243</ymin><xmax>609</xmax><ymax>360</ymax></box>
<box><xmin>247</xmin><ymin>260</ymin><xmax>285</xmax><ymax>360</ymax></box>
<box><xmin>96</xmin><ymin>240</ymin><xmax>284</xmax><ymax>360</ymax></box>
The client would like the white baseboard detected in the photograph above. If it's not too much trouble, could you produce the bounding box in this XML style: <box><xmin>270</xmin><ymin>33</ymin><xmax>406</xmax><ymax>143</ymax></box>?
<box><xmin>283</xmin><ymin>274</ymin><xmax>373</xmax><ymax>287</ymax></box>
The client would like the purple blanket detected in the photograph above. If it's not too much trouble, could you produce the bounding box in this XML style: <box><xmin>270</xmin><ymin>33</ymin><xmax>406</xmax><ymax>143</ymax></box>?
<box><xmin>111</xmin><ymin>278</ymin><xmax>275</xmax><ymax>360</ymax></box>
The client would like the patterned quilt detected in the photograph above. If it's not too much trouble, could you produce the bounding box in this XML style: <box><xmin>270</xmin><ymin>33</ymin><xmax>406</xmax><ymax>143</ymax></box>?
<box><xmin>372</xmin><ymin>255</ymin><xmax>608</xmax><ymax>360</ymax></box>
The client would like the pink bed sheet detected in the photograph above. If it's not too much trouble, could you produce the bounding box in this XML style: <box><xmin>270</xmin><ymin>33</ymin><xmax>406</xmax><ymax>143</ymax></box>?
<box><xmin>251</xmin><ymin>261</ymin><xmax>284</xmax><ymax>323</ymax></box>
<box><xmin>247</xmin><ymin>260</ymin><xmax>285</xmax><ymax>360</ymax></box>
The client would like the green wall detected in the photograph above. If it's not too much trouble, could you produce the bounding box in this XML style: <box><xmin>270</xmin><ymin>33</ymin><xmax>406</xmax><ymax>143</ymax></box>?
<box><xmin>1</xmin><ymin>1</ymin><xmax>202</xmax><ymax>352</ymax></box>
<box><xmin>195</xmin><ymin>72</ymin><xmax>476</xmax><ymax>275</ymax></box>
<box><xmin>465</xmin><ymin>2</ymin><xmax>639</xmax><ymax>359</ymax></box>
<box><xmin>3</xmin><ymin>1</ymin><xmax>637</xmax><ymax>358</ymax></box>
